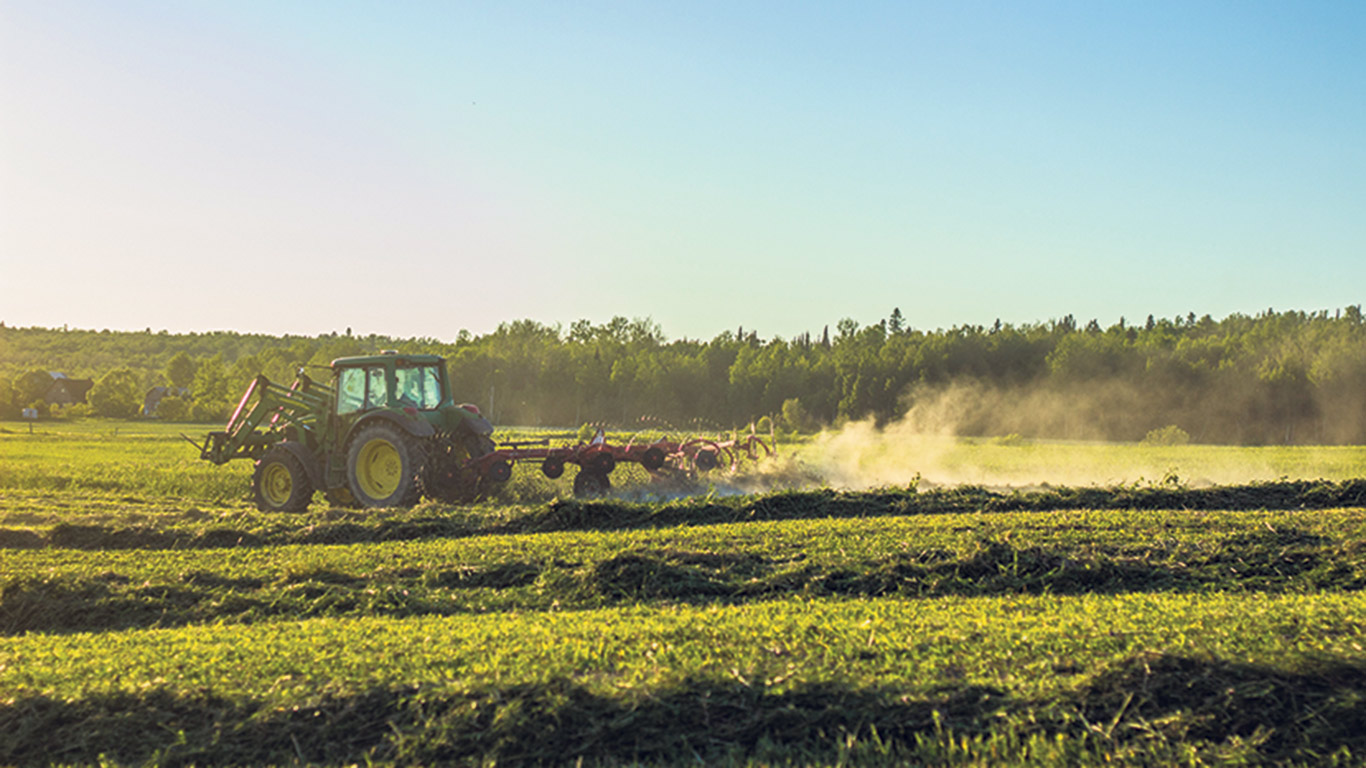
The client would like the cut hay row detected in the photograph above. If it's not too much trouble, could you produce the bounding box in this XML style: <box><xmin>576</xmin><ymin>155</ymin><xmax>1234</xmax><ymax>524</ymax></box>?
<box><xmin>5</xmin><ymin>477</ymin><xmax>1366</xmax><ymax>552</ymax></box>
<box><xmin>3</xmin><ymin>593</ymin><xmax>1364</xmax><ymax>765</ymax></box>
<box><xmin>4</xmin><ymin>508</ymin><xmax>1364</xmax><ymax>635</ymax></box>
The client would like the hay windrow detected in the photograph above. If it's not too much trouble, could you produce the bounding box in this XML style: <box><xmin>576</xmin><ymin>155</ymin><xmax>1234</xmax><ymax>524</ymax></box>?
<box><xmin>7</xmin><ymin>478</ymin><xmax>1366</xmax><ymax>552</ymax></box>
<box><xmin>6</xmin><ymin>530</ymin><xmax>1362</xmax><ymax>635</ymax></box>
<box><xmin>3</xmin><ymin>653</ymin><xmax>1362</xmax><ymax>766</ymax></box>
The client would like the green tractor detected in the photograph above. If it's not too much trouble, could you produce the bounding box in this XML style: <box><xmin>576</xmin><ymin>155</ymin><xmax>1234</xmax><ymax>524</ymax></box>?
<box><xmin>195</xmin><ymin>351</ymin><xmax>506</xmax><ymax>511</ymax></box>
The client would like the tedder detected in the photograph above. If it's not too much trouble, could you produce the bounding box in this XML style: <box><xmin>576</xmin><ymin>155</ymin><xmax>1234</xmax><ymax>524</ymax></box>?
<box><xmin>193</xmin><ymin>351</ymin><xmax>772</xmax><ymax>512</ymax></box>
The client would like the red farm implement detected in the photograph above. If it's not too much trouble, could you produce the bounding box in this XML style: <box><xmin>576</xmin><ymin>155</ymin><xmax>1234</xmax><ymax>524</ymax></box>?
<box><xmin>462</xmin><ymin>429</ymin><xmax>774</xmax><ymax>497</ymax></box>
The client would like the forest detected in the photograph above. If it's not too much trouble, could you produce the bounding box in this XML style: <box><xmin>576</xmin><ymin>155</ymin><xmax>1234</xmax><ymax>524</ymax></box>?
<box><xmin>2</xmin><ymin>306</ymin><xmax>1365</xmax><ymax>445</ymax></box>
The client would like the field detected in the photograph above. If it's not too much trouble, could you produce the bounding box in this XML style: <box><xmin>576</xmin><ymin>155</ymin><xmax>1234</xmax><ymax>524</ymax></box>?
<box><xmin>3</xmin><ymin>420</ymin><xmax>1366</xmax><ymax>765</ymax></box>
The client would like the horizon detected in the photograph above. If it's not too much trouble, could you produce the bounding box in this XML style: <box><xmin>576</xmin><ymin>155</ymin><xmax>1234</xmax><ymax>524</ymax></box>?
<box><xmin>3</xmin><ymin>302</ymin><xmax>1360</xmax><ymax>346</ymax></box>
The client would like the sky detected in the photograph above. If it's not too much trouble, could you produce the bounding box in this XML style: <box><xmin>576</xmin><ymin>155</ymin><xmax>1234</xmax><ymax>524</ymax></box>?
<box><xmin>2</xmin><ymin>1</ymin><xmax>1364</xmax><ymax>342</ymax></box>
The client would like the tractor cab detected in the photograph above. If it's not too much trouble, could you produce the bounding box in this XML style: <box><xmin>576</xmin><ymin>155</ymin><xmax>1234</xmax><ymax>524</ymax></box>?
<box><xmin>332</xmin><ymin>352</ymin><xmax>444</xmax><ymax>425</ymax></box>
<box><xmin>328</xmin><ymin>352</ymin><xmax>488</xmax><ymax>437</ymax></box>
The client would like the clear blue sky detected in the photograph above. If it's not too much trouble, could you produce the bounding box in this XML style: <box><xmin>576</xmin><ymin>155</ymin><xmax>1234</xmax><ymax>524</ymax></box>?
<box><xmin>3</xmin><ymin>1</ymin><xmax>1364</xmax><ymax>341</ymax></box>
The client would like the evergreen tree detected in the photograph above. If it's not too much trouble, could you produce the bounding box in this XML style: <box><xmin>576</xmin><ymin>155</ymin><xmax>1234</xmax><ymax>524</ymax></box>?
<box><xmin>888</xmin><ymin>308</ymin><xmax>904</xmax><ymax>334</ymax></box>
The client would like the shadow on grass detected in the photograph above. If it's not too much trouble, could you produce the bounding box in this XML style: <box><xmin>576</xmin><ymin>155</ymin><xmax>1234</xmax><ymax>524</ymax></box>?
<box><xmin>2</xmin><ymin>654</ymin><xmax>1362</xmax><ymax>766</ymax></box>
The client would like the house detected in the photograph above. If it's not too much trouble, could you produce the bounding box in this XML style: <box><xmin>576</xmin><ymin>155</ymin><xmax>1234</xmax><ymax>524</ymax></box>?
<box><xmin>43</xmin><ymin>373</ymin><xmax>94</xmax><ymax>405</ymax></box>
<box><xmin>143</xmin><ymin>386</ymin><xmax>190</xmax><ymax>417</ymax></box>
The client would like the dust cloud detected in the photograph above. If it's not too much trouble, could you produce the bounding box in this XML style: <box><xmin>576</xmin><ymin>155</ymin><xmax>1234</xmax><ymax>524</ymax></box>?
<box><xmin>601</xmin><ymin>379</ymin><xmax>1356</xmax><ymax>500</ymax></box>
<box><xmin>776</xmin><ymin>381</ymin><xmax>1312</xmax><ymax>491</ymax></box>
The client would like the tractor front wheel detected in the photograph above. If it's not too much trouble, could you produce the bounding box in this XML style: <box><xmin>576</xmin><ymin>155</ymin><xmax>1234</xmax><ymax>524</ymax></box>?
<box><xmin>347</xmin><ymin>422</ymin><xmax>424</xmax><ymax>508</ymax></box>
<box><xmin>252</xmin><ymin>447</ymin><xmax>313</xmax><ymax>513</ymax></box>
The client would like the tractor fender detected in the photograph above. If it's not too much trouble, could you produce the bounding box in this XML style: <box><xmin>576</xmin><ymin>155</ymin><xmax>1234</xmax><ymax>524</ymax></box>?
<box><xmin>271</xmin><ymin>441</ymin><xmax>324</xmax><ymax>491</ymax></box>
<box><xmin>345</xmin><ymin>411</ymin><xmax>437</xmax><ymax>449</ymax></box>
<box><xmin>455</xmin><ymin>406</ymin><xmax>494</xmax><ymax>436</ymax></box>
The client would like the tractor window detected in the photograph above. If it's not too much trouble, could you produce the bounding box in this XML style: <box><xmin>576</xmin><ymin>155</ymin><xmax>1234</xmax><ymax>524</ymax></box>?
<box><xmin>421</xmin><ymin>366</ymin><xmax>442</xmax><ymax>407</ymax></box>
<box><xmin>365</xmin><ymin>367</ymin><xmax>388</xmax><ymax>409</ymax></box>
<box><xmin>337</xmin><ymin>368</ymin><xmax>365</xmax><ymax>414</ymax></box>
<box><xmin>396</xmin><ymin>365</ymin><xmax>442</xmax><ymax>410</ymax></box>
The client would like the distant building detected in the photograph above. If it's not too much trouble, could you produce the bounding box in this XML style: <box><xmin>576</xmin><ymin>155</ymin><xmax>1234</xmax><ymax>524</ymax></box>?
<box><xmin>143</xmin><ymin>386</ymin><xmax>190</xmax><ymax>417</ymax></box>
<box><xmin>44</xmin><ymin>373</ymin><xmax>94</xmax><ymax>405</ymax></box>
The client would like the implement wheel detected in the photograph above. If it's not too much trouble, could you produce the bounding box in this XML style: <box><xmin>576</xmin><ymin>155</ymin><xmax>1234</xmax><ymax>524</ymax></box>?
<box><xmin>573</xmin><ymin>470</ymin><xmax>611</xmax><ymax>498</ymax></box>
<box><xmin>486</xmin><ymin>459</ymin><xmax>513</xmax><ymax>483</ymax></box>
<box><xmin>694</xmin><ymin>449</ymin><xmax>720</xmax><ymax>472</ymax></box>
<box><xmin>252</xmin><ymin>446</ymin><xmax>313</xmax><ymax>513</ymax></box>
<box><xmin>641</xmin><ymin>446</ymin><xmax>666</xmax><ymax>471</ymax></box>
<box><xmin>347</xmin><ymin>422</ymin><xmax>424</xmax><ymax>508</ymax></box>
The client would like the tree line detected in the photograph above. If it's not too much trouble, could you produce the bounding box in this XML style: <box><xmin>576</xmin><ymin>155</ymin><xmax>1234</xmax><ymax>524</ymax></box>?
<box><xmin>2</xmin><ymin>306</ymin><xmax>1365</xmax><ymax>444</ymax></box>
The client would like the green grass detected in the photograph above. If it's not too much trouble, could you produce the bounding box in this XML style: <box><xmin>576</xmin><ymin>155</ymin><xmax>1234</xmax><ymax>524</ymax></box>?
<box><xmin>8</xmin><ymin>593</ymin><xmax>1363</xmax><ymax>702</ymax></box>
<box><xmin>3</xmin><ymin>423</ymin><xmax>1366</xmax><ymax>764</ymax></box>
<box><xmin>4</xmin><ymin>508</ymin><xmax>1364</xmax><ymax>634</ymax></box>
<box><xmin>3</xmin><ymin>593</ymin><xmax>1364</xmax><ymax>765</ymax></box>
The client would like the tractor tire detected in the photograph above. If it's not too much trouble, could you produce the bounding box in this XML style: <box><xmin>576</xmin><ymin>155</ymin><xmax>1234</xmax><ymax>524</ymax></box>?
<box><xmin>252</xmin><ymin>446</ymin><xmax>314</xmax><ymax>513</ymax></box>
<box><xmin>573</xmin><ymin>469</ymin><xmax>611</xmax><ymax>498</ymax></box>
<box><xmin>347</xmin><ymin>422</ymin><xmax>424</xmax><ymax>508</ymax></box>
<box><xmin>423</xmin><ymin>433</ymin><xmax>481</xmax><ymax>503</ymax></box>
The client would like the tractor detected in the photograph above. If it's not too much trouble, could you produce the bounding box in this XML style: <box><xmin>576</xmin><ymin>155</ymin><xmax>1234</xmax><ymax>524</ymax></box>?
<box><xmin>196</xmin><ymin>351</ymin><xmax>775</xmax><ymax>511</ymax></box>
<box><xmin>194</xmin><ymin>351</ymin><xmax>502</xmax><ymax>512</ymax></box>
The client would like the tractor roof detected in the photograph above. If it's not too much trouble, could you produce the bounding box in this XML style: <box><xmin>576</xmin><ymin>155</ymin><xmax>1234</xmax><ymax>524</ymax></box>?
<box><xmin>331</xmin><ymin>352</ymin><xmax>445</xmax><ymax>369</ymax></box>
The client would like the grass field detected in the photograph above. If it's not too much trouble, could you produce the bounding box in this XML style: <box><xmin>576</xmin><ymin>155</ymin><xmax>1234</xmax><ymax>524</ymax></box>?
<box><xmin>2</xmin><ymin>419</ymin><xmax>1365</xmax><ymax>765</ymax></box>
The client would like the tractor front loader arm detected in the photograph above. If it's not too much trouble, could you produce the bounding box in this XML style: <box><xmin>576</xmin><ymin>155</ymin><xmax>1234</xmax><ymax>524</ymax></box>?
<box><xmin>199</xmin><ymin>373</ymin><xmax>334</xmax><ymax>465</ymax></box>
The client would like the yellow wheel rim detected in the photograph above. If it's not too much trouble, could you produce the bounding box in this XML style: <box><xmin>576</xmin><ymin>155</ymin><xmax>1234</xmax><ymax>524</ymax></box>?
<box><xmin>261</xmin><ymin>462</ymin><xmax>293</xmax><ymax>507</ymax></box>
<box><xmin>356</xmin><ymin>438</ymin><xmax>402</xmax><ymax>500</ymax></box>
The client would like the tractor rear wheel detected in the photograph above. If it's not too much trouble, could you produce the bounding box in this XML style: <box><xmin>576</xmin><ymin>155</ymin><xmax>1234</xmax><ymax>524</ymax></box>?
<box><xmin>347</xmin><ymin>422</ymin><xmax>424</xmax><ymax>508</ymax></box>
<box><xmin>423</xmin><ymin>433</ymin><xmax>483</xmax><ymax>503</ymax></box>
<box><xmin>252</xmin><ymin>446</ymin><xmax>313</xmax><ymax>512</ymax></box>
<box><xmin>573</xmin><ymin>469</ymin><xmax>611</xmax><ymax>498</ymax></box>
